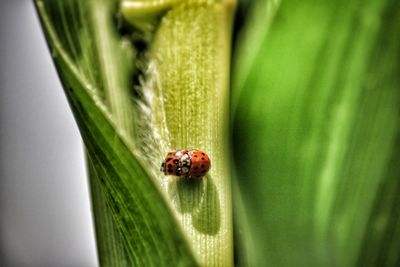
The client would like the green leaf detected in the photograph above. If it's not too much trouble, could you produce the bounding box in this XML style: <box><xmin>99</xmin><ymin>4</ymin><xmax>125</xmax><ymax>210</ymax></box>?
<box><xmin>34</xmin><ymin>1</ymin><xmax>197</xmax><ymax>265</ymax></box>
<box><xmin>35</xmin><ymin>0</ymin><xmax>235</xmax><ymax>266</ymax></box>
<box><xmin>232</xmin><ymin>0</ymin><xmax>400</xmax><ymax>266</ymax></box>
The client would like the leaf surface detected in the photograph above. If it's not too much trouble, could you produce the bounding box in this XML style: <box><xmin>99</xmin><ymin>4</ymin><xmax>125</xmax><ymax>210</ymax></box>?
<box><xmin>232</xmin><ymin>0</ymin><xmax>400</xmax><ymax>266</ymax></box>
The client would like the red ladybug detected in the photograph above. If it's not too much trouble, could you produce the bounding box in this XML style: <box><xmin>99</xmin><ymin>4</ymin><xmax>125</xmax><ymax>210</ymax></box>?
<box><xmin>160</xmin><ymin>149</ymin><xmax>211</xmax><ymax>178</ymax></box>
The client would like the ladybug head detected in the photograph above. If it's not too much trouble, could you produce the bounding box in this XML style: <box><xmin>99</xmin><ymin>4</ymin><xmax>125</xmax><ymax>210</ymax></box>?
<box><xmin>179</xmin><ymin>153</ymin><xmax>191</xmax><ymax>175</ymax></box>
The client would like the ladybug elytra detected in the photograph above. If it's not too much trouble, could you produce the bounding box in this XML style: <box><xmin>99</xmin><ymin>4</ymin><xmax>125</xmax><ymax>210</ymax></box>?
<box><xmin>160</xmin><ymin>149</ymin><xmax>211</xmax><ymax>178</ymax></box>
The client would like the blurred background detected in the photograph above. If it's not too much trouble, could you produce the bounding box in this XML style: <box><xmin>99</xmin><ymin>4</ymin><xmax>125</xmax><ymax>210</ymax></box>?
<box><xmin>0</xmin><ymin>1</ymin><xmax>97</xmax><ymax>266</ymax></box>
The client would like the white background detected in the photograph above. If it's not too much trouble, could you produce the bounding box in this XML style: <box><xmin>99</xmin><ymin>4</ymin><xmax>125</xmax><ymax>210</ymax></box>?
<box><xmin>0</xmin><ymin>1</ymin><xmax>98</xmax><ymax>266</ymax></box>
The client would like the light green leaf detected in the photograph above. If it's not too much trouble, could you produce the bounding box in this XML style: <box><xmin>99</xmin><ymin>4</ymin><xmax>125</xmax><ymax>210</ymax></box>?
<box><xmin>35</xmin><ymin>0</ymin><xmax>235</xmax><ymax>266</ymax></box>
<box><xmin>232</xmin><ymin>0</ymin><xmax>400</xmax><ymax>266</ymax></box>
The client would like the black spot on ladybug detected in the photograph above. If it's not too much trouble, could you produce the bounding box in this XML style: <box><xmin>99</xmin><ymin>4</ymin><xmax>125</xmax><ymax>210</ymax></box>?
<box><xmin>166</xmin><ymin>157</ymin><xmax>173</xmax><ymax>162</ymax></box>
<box><xmin>194</xmin><ymin>166</ymin><xmax>198</xmax><ymax>170</ymax></box>
<box><xmin>201</xmin><ymin>157</ymin><xmax>205</xmax><ymax>160</ymax></box>
<box><xmin>202</xmin><ymin>153</ymin><xmax>205</xmax><ymax>155</ymax></box>
<box><xmin>194</xmin><ymin>155</ymin><xmax>198</xmax><ymax>158</ymax></box>
<box><xmin>168</xmin><ymin>168</ymin><xmax>173</xmax><ymax>173</ymax></box>
<box><xmin>173</xmin><ymin>160</ymin><xmax>179</xmax><ymax>164</ymax></box>
<box><xmin>168</xmin><ymin>164</ymin><xmax>172</xmax><ymax>168</ymax></box>
<box><xmin>202</xmin><ymin>170</ymin><xmax>206</xmax><ymax>174</ymax></box>
<box><xmin>201</xmin><ymin>164</ymin><xmax>205</xmax><ymax>168</ymax></box>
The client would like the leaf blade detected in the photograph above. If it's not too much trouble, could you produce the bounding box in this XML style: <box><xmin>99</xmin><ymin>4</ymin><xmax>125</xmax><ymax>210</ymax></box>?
<box><xmin>34</xmin><ymin>0</ymin><xmax>199</xmax><ymax>265</ymax></box>
<box><xmin>232</xmin><ymin>0</ymin><xmax>400</xmax><ymax>266</ymax></box>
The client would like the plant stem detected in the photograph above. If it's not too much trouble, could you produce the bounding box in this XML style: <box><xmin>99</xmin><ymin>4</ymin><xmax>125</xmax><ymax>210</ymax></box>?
<box><xmin>124</xmin><ymin>1</ymin><xmax>237</xmax><ymax>265</ymax></box>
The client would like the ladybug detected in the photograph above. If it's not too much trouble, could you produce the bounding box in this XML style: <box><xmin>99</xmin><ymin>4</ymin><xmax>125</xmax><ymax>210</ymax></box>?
<box><xmin>160</xmin><ymin>149</ymin><xmax>211</xmax><ymax>178</ymax></box>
